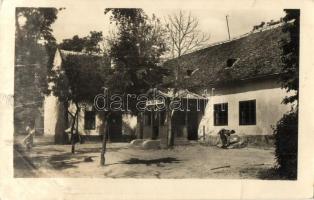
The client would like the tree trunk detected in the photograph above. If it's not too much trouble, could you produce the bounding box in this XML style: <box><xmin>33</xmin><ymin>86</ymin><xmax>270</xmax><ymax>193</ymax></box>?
<box><xmin>100</xmin><ymin>124</ymin><xmax>108</xmax><ymax>166</ymax></box>
<box><xmin>64</xmin><ymin>101</ymin><xmax>69</xmax><ymax>129</ymax></box>
<box><xmin>100</xmin><ymin>112</ymin><xmax>111</xmax><ymax>166</ymax></box>
<box><xmin>63</xmin><ymin>101</ymin><xmax>69</xmax><ymax>144</ymax></box>
<box><xmin>166</xmin><ymin>58</ymin><xmax>180</xmax><ymax>148</ymax></box>
<box><xmin>71</xmin><ymin>139</ymin><xmax>75</xmax><ymax>153</ymax></box>
<box><xmin>54</xmin><ymin>101</ymin><xmax>68</xmax><ymax>144</ymax></box>
<box><xmin>70</xmin><ymin>113</ymin><xmax>77</xmax><ymax>154</ymax></box>
<box><xmin>71</xmin><ymin>103</ymin><xmax>79</xmax><ymax>154</ymax></box>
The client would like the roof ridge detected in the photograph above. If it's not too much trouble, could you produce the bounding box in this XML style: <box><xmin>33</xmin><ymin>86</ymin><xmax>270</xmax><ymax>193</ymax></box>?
<box><xmin>59</xmin><ymin>49</ymin><xmax>104</xmax><ymax>57</ymax></box>
<box><xmin>196</xmin><ymin>22</ymin><xmax>286</xmax><ymax>52</ymax></box>
<box><xmin>162</xmin><ymin>19</ymin><xmax>289</xmax><ymax>87</ymax></box>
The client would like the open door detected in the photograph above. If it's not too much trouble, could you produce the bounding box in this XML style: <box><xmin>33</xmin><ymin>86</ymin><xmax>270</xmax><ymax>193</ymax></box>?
<box><xmin>151</xmin><ymin>111</ymin><xmax>159</xmax><ymax>139</ymax></box>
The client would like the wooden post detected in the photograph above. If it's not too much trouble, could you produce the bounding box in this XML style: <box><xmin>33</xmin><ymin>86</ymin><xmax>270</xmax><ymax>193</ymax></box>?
<box><xmin>167</xmin><ymin>110</ymin><xmax>174</xmax><ymax>147</ymax></box>
<box><xmin>185</xmin><ymin>110</ymin><xmax>188</xmax><ymax>139</ymax></box>
<box><xmin>151</xmin><ymin>110</ymin><xmax>154</xmax><ymax>139</ymax></box>
<box><xmin>157</xmin><ymin>111</ymin><xmax>161</xmax><ymax>138</ymax></box>
<box><xmin>71</xmin><ymin>105</ymin><xmax>79</xmax><ymax>154</ymax></box>
<box><xmin>139</xmin><ymin>112</ymin><xmax>144</xmax><ymax>139</ymax></box>
<box><xmin>226</xmin><ymin>15</ymin><xmax>231</xmax><ymax>40</ymax></box>
<box><xmin>158</xmin><ymin>111</ymin><xmax>160</xmax><ymax>126</ymax></box>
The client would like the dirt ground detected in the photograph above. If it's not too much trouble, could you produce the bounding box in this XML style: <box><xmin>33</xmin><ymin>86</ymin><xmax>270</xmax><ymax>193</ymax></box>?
<box><xmin>14</xmin><ymin>136</ymin><xmax>278</xmax><ymax>179</ymax></box>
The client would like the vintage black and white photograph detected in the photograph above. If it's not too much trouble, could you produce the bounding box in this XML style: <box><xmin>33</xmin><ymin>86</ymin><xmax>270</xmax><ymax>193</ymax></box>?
<box><xmin>13</xmin><ymin>6</ymin><xmax>299</xmax><ymax>180</ymax></box>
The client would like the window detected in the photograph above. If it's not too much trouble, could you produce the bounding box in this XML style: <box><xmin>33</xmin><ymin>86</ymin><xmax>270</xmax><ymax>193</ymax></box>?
<box><xmin>214</xmin><ymin>103</ymin><xmax>228</xmax><ymax>126</ymax></box>
<box><xmin>84</xmin><ymin>111</ymin><xmax>96</xmax><ymax>130</ymax></box>
<box><xmin>186</xmin><ymin>68</ymin><xmax>199</xmax><ymax>77</ymax></box>
<box><xmin>239</xmin><ymin>100</ymin><xmax>256</xmax><ymax>125</ymax></box>
<box><xmin>186</xmin><ymin>69</ymin><xmax>193</xmax><ymax>76</ymax></box>
<box><xmin>226</xmin><ymin>58</ymin><xmax>238</xmax><ymax>68</ymax></box>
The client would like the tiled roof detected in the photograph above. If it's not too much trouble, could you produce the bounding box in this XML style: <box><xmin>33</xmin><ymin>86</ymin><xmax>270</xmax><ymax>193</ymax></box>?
<box><xmin>163</xmin><ymin>24</ymin><xmax>289</xmax><ymax>90</ymax></box>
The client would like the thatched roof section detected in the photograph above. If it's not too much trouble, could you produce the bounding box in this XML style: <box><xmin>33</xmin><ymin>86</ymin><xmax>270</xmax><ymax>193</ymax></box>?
<box><xmin>163</xmin><ymin>24</ymin><xmax>288</xmax><ymax>90</ymax></box>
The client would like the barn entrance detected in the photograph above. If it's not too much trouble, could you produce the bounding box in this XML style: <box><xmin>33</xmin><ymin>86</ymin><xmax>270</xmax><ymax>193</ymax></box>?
<box><xmin>187</xmin><ymin>111</ymin><xmax>199</xmax><ymax>140</ymax></box>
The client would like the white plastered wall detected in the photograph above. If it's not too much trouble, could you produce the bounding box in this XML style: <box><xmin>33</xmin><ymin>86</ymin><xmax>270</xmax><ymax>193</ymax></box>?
<box><xmin>198</xmin><ymin>78</ymin><xmax>293</xmax><ymax>137</ymax></box>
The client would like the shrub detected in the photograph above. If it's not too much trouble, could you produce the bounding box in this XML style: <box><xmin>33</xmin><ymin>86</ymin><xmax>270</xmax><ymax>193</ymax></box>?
<box><xmin>273</xmin><ymin>110</ymin><xmax>298</xmax><ymax>179</ymax></box>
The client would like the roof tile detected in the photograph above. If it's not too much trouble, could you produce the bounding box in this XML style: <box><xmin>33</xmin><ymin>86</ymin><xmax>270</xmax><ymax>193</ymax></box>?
<box><xmin>163</xmin><ymin>25</ymin><xmax>289</xmax><ymax>89</ymax></box>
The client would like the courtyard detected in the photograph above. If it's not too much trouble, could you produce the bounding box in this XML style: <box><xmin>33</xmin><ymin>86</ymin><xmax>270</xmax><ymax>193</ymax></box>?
<box><xmin>14</xmin><ymin>136</ymin><xmax>278</xmax><ymax>179</ymax></box>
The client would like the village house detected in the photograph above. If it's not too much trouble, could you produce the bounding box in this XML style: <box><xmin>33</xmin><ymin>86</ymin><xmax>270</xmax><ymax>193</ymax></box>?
<box><xmin>43</xmin><ymin>22</ymin><xmax>293</xmax><ymax>147</ymax></box>
<box><xmin>139</xmin><ymin>23</ymin><xmax>293</xmax><ymax>146</ymax></box>
<box><xmin>44</xmin><ymin>49</ymin><xmax>137</xmax><ymax>141</ymax></box>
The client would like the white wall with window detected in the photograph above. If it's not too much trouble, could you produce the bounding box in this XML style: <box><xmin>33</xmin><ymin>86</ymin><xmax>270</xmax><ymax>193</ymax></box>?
<box><xmin>214</xmin><ymin>103</ymin><xmax>228</xmax><ymax>126</ymax></box>
<box><xmin>198</xmin><ymin>77</ymin><xmax>292</xmax><ymax>137</ymax></box>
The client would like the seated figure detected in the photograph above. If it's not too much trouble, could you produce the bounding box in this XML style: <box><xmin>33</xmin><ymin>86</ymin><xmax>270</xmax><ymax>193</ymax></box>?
<box><xmin>217</xmin><ymin>129</ymin><xmax>235</xmax><ymax>148</ymax></box>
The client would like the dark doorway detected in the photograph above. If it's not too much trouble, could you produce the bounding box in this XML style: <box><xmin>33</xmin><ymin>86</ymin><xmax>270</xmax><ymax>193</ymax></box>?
<box><xmin>108</xmin><ymin>113</ymin><xmax>122</xmax><ymax>140</ymax></box>
<box><xmin>187</xmin><ymin>111</ymin><xmax>198</xmax><ymax>140</ymax></box>
<box><xmin>152</xmin><ymin>126</ymin><xmax>159</xmax><ymax>140</ymax></box>
<box><xmin>152</xmin><ymin>112</ymin><xmax>159</xmax><ymax>139</ymax></box>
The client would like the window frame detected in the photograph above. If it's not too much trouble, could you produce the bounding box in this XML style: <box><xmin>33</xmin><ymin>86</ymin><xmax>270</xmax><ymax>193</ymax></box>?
<box><xmin>213</xmin><ymin>103</ymin><xmax>228</xmax><ymax>126</ymax></box>
<box><xmin>239</xmin><ymin>100</ymin><xmax>256</xmax><ymax>125</ymax></box>
<box><xmin>226</xmin><ymin>58</ymin><xmax>239</xmax><ymax>68</ymax></box>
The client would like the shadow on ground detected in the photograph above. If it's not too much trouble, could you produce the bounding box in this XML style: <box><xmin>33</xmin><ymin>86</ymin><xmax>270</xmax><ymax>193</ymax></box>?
<box><xmin>46</xmin><ymin>153</ymin><xmax>98</xmax><ymax>170</ymax></box>
<box><xmin>14</xmin><ymin>142</ymin><xmax>133</xmax><ymax>173</ymax></box>
<box><xmin>14</xmin><ymin>149</ymin><xmax>38</xmax><ymax>177</ymax></box>
<box><xmin>119</xmin><ymin>157</ymin><xmax>181</xmax><ymax>166</ymax></box>
<box><xmin>14</xmin><ymin>144</ymin><xmax>99</xmax><ymax>171</ymax></box>
<box><xmin>75</xmin><ymin>146</ymin><xmax>127</xmax><ymax>154</ymax></box>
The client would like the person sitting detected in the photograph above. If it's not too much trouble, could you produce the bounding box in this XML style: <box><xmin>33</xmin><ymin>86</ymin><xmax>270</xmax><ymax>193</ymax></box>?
<box><xmin>22</xmin><ymin>121</ymin><xmax>35</xmax><ymax>150</ymax></box>
<box><xmin>218</xmin><ymin>129</ymin><xmax>235</xmax><ymax>148</ymax></box>
<box><xmin>228</xmin><ymin>134</ymin><xmax>247</xmax><ymax>149</ymax></box>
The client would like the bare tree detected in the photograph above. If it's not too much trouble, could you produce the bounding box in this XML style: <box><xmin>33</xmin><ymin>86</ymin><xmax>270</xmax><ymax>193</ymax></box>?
<box><xmin>163</xmin><ymin>11</ymin><xmax>210</xmax><ymax>147</ymax></box>
<box><xmin>166</xmin><ymin>10</ymin><xmax>210</xmax><ymax>58</ymax></box>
